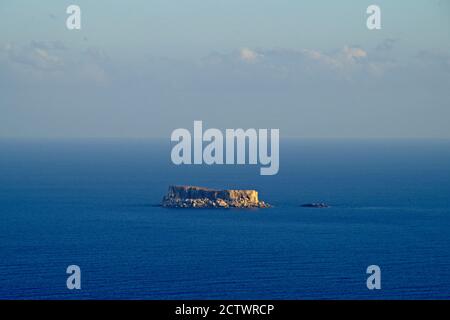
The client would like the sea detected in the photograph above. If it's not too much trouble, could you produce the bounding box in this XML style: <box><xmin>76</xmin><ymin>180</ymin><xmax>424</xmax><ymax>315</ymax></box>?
<box><xmin>0</xmin><ymin>138</ymin><xmax>449</xmax><ymax>299</ymax></box>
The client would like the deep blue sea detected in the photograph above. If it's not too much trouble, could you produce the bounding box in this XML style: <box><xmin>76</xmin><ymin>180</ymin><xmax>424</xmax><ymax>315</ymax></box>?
<box><xmin>0</xmin><ymin>139</ymin><xmax>449</xmax><ymax>299</ymax></box>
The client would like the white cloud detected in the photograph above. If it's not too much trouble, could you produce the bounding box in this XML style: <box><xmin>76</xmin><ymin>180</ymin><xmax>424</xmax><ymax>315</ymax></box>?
<box><xmin>2</xmin><ymin>41</ymin><xmax>63</xmax><ymax>71</ymax></box>
<box><xmin>302</xmin><ymin>46</ymin><xmax>368</xmax><ymax>71</ymax></box>
<box><xmin>0</xmin><ymin>40</ymin><xmax>111</xmax><ymax>86</ymax></box>
<box><xmin>343</xmin><ymin>46</ymin><xmax>367</xmax><ymax>59</ymax></box>
<box><xmin>302</xmin><ymin>49</ymin><xmax>340</xmax><ymax>67</ymax></box>
<box><xmin>239</xmin><ymin>48</ymin><xmax>261</xmax><ymax>63</ymax></box>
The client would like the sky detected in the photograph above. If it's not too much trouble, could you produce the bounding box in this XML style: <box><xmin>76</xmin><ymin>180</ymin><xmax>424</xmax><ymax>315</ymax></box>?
<box><xmin>0</xmin><ymin>0</ymin><xmax>449</xmax><ymax>138</ymax></box>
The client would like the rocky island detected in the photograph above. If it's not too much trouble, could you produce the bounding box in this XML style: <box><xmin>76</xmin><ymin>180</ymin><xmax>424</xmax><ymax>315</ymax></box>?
<box><xmin>162</xmin><ymin>185</ymin><xmax>270</xmax><ymax>208</ymax></box>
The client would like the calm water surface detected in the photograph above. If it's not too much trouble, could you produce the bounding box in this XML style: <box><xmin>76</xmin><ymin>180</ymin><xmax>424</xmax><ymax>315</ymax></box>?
<box><xmin>0</xmin><ymin>139</ymin><xmax>449</xmax><ymax>299</ymax></box>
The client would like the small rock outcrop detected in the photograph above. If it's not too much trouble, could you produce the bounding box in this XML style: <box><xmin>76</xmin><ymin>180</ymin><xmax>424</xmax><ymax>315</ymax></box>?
<box><xmin>162</xmin><ymin>185</ymin><xmax>270</xmax><ymax>208</ymax></box>
<box><xmin>300</xmin><ymin>203</ymin><xmax>329</xmax><ymax>208</ymax></box>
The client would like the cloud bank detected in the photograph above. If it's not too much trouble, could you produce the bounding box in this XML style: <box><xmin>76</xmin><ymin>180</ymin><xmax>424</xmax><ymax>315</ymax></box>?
<box><xmin>0</xmin><ymin>40</ymin><xmax>449</xmax><ymax>138</ymax></box>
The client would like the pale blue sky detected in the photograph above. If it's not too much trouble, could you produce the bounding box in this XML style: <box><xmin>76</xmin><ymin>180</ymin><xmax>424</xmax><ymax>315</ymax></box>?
<box><xmin>1</xmin><ymin>0</ymin><xmax>449</xmax><ymax>57</ymax></box>
<box><xmin>0</xmin><ymin>1</ymin><xmax>449</xmax><ymax>138</ymax></box>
